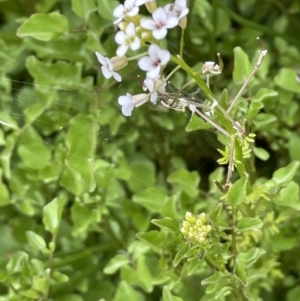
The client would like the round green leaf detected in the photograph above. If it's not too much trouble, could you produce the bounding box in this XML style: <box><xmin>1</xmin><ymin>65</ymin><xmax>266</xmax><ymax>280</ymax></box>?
<box><xmin>236</xmin><ymin>217</ymin><xmax>263</xmax><ymax>232</ymax></box>
<box><xmin>17</xmin><ymin>12</ymin><xmax>69</xmax><ymax>41</ymax></box>
<box><xmin>18</xmin><ymin>142</ymin><xmax>51</xmax><ymax>170</ymax></box>
<box><xmin>104</xmin><ymin>254</ymin><xmax>130</xmax><ymax>275</ymax></box>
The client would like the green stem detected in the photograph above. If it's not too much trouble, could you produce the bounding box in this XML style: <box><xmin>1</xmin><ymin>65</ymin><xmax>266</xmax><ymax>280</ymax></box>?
<box><xmin>179</xmin><ymin>28</ymin><xmax>185</xmax><ymax>58</ymax></box>
<box><xmin>171</xmin><ymin>55</ymin><xmax>213</xmax><ymax>99</ymax></box>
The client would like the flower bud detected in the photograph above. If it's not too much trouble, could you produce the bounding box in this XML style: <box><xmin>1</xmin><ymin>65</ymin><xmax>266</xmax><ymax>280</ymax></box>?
<box><xmin>198</xmin><ymin>237</ymin><xmax>205</xmax><ymax>243</ymax></box>
<box><xmin>198</xmin><ymin>213</ymin><xmax>207</xmax><ymax>223</ymax></box>
<box><xmin>179</xmin><ymin>16</ymin><xmax>187</xmax><ymax>29</ymax></box>
<box><xmin>118</xmin><ymin>21</ymin><xmax>128</xmax><ymax>32</ymax></box>
<box><xmin>145</xmin><ymin>1</ymin><xmax>157</xmax><ymax>13</ymax></box>
<box><xmin>196</xmin><ymin>219</ymin><xmax>203</xmax><ymax>227</ymax></box>
<box><xmin>141</xmin><ymin>30</ymin><xmax>153</xmax><ymax>43</ymax></box>
<box><xmin>133</xmin><ymin>93</ymin><xmax>150</xmax><ymax>107</ymax></box>
<box><xmin>111</xmin><ymin>56</ymin><xmax>128</xmax><ymax>71</ymax></box>
<box><xmin>185</xmin><ymin>212</ymin><xmax>196</xmax><ymax>223</ymax></box>
<box><xmin>183</xmin><ymin>221</ymin><xmax>190</xmax><ymax>228</ymax></box>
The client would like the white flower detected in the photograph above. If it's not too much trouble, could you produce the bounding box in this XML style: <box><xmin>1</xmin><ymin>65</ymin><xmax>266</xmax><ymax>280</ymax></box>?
<box><xmin>138</xmin><ymin>44</ymin><xmax>170</xmax><ymax>79</ymax></box>
<box><xmin>135</xmin><ymin>0</ymin><xmax>157</xmax><ymax>12</ymax></box>
<box><xmin>95</xmin><ymin>52</ymin><xmax>122</xmax><ymax>82</ymax></box>
<box><xmin>115</xmin><ymin>23</ymin><xmax>141</xmax><ymax>56</ymax></box>
<box><xmin>113</xmin><ymin>0</ymin><xmax>139</xmax><ymax>24</ymax></box>
<box><xmin>140</xmin><ymin>7</ymin><xmax>178</xmax><ymax>40</ymax></box>
<box><xmin>202</xmin><ymin>61</ymin><xmax>222</xmax><ymax>74</ymax></box>
<box><xmin>135</xmin><ymin>0</ymin><xmax>154</xmax><ymax>6</ymax></box>
<box><xmin>164</xmin><ymin>0</ymin><xmax>189</xmax><ymax>20</ymax></box>
<box><xmin>118</xmin><ymin>93</ymin><xmax>149</xmax><ymax>116</ymax></box>
<box><xmin>143</xmin><ymin>77</ymin><xmax>166</xmax><ymax>103</ymax></box>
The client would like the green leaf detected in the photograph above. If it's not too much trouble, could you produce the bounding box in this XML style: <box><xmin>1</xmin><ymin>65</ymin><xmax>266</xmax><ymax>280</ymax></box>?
<box><xmin>52</xmin><ymin>272</ymin><xmax>70</xmax><ymax>285</ymax></box>
<box><xmin>136</xmin><ymin>230</ymin><xmax>167</xmax><ymax>253</ymax></box>
<box><xmin>104</xmin><ymin>254</ymin><xmax>130</xmax><ymax>275</ymax></box>
<box><xmin>132</xmin><ymin>187</ymin><xmax>166</xmax><ymax>213</ymax></box>
<box><xmin>252</xmin><ymin>88</ymin><xmax>278</xmax><ymax>102</ymax></box>
<box><xmin>6</xmin><ymin>251</ymin><xmax>29</xmax><ymax>274</ymax></box>
<box><xmin>247</xmin><ymin>100</ymin><xmax>264</xmax><ymax>119</ymax></box>
<box><xmin>26</xmin><ymin>231</ymin><xmax>49</xmax><ymax>254</ymax></box>
<box><xmin>26</xmin><ymin>56</ymin><xmax>91</xmax><ymax>89</ymax></box>
<box><xmin>185</xmin><ymin>113</ymin><xmax>211</xmax><ymax>132</ymax></box>
<box><xmin>234</xmin><ymin>261</ymin><xmax>247</xmax><ymax>286</ymax></box>
<box><xmin>233</xmin><ymin>47</ymin><xmax>252</xmax><ymax>84</ymax></box>
<box><xmin>136</xmin><ymin>255</ymin><xmax>153</xmax><ymax>292</ymax></box>
<box><xmin>0</xmin><ymin>111</ymin><xmax>19</xmax><ymax>130</ymax></box>
<box><xmin>253</xmin><ymin>113</ymin><xmax>278</xmax><ymax>130</ymax></box>
<box><xmin>43</xmin><ymin>194</ymin><xmax>66</xmax><ymax>235</ymax></box>
<box><xmin>32</xmin><ymin>273</ymin><xmax>50</xmax><ymax>294</ymax></box>
<box><xmin>20</xmin><ymin>289</ymin><xmax>41</xmax><ymax>298</ymax></box>
<box><xmin>60</xmin><ymin>114</ymin><xmax>98</xmax><ymax>195</ymax></box>
<box><xmin>127</xmin><ymin>159</ymin><xmax>156</xmax><ymax>192</ymax></box>
<box><xmin>56</xmin><ymin>294</ymin><xmax>83</xmax><ymax>301</ymax></box>
<box><xmin>71</xmin><ymin>202</ymin><xmax>94</xmax><ymax>234</ymax></box>
<box><xmin>237</xmin><ymin>248</ymin><xmax>266</xmax><ymax>268</ymax></box>
<box><xmin>274</xmin><ymin>68</ymin><xmax>300</xmax><ymax>93</ymax></box>
<box><xmin>201</xmin><ymin>271</ymin><xmax>228</xmax><ymax>285</ymax></box>
<box><xmin>151</xmin><ymin>217</ymin><xmax>180</xmax><ymax>232</ymax></box>
<box><xmin>289</xmin><ymin>133</ymin><xmax>300</xmax><ymax>161</ymax></box>
<box><xmin>253</xmin><ymin>147</ymin><xmax>270</xmax><ymax>161</ymax></box>
<box><xmin>72</xmin><ymin>0</ymin><xmax>97</xmax><ymax>20</ymax></box>
<box><xmin>162</xmin><ymin>286</ymin><xmax>184</xmax><ymax>301</ymax></box>
<box><xmin>112</xmin><ymin>281</ymin><xmax>142</xmax><ymax>301</ymax></box>
<box><xmin>227</xmin><ymin>176</ymin><xmax>247</xmax><ymax>206</ymax></box>
<box><xmin>173</xmin><ymin>246</ymin><xmax>189</xmax><ymax>267</ymax></box>
<box><xmin>275</xmin><ymin>181</ymin><xmax>300</xmax><ymax>210</ymax></box>
<box><xmin>167</xmin><ymin>169</ymin><xmax>199</xmax><ymax>197</ymax></box>
<box><xmin>0</xmin><ymin>170</ymin><xmax>10</xmax><ymax>206</ymax></box>
<box><xmin>17</xmin><ymin>12</ymin><xmax>69</xmax><ymax>41</ymax></box>
<box><xmin>236</xmin><ymin>217</ymin><xmax>263</xmax><ymax>232</ymax></box>
<box><xmin>96</xmin><ymin>0</ymin><xmax>118</xmax><ymax>21</ymax></box>
<box><xmin>272</xmin><ymin>161</ymin><xmax>300</xmax><ymax>186</ymax></box>
<box><xmin>18</xmin><ymin>142</ymin><xmax>51</xmax><ymax>170</ymax></box>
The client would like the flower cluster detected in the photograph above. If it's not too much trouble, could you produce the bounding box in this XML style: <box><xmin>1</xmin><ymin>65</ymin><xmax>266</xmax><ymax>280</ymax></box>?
<box><xmin>95</xmin><ymin>0</ymin><xmax>189</xmax><ymax>116</ymax></box>
<box><xmin>180</xmin><ymin>212</ymin><xmax>212</xmax><ymax>246</ymax></box>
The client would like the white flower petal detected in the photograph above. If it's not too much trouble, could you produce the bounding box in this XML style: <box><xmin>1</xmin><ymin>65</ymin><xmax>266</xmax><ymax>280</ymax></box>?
<box><xmin>166</xmin><ymin>17</ymin><xmax>179</xmax><ymax>28</ymax></box>
<box><xmin>148</xmin><ymin>44</ymin><xmax>160</xmax><ymax>60</ymax></box>
<box><xmin>150</xmin><ymin>91</ymin><xmax>158</xmax><ymax>103</ymax></box>
<box><xmin>122</xmin><ymin>104</ymin><xmax>134</xmax><ymax>116</ymax></box>
<box><xmin>113</xmin><ymin>4</ymin><xmax>125</xmax><ymax>18</ymax></box>
<box><xmin>116</xmin><ymin>45</ymin><xmax>129</xmax><ymax>57</ymax></box>
<box><xmin>147</xmin><ymin>66</ymin><xmax>160</xmax><ymax>79</ymax></box>
<box><xmin>152</xmin><ymin>7</ymin><xmax>167</xmax><ymax>23</ymax></box>
<box><xmin>101</xmin><ymin>66</ymin><xmax>112</xmax><ymax>79</ymax></box>
<box><xmin>125</xmin><ymin>22</ymin><xmax>135</xmax><ymax>35</ymax></box>
<box><xmin>140</xmin><ymin>18</ymin><xmax>156</xmax><ymax>30</ymax></box>
<box><xmin>115</xmin><ymin>31</ymin><xmax>127</xmax><ymax>44</ymax></box>
<box><xmin>153</xmin><ymin>28</ymin><xmax>167</xmax><ymax>39</ymax></box>
<box><xmin>130</xmin><ymin>37</ymin><xmax>140</xmax><ymax>50</ymax></box>
<box><xmin>112</xmin><ymin>71</ymin><xmax>122</xmax><ymax>82</ymax></box>
<box><xmin>127</xmin><ymin>6</ymin><xmax>139</xmax><ymax>16</ymax></box>
<box><xmin>159</xmin><ymin>50</ymin><xmax>170</xmax><ymax>65</ymax></box>
<box><xmin>95</xmin><ymin>52</ymin><xmax>106</xmax><ymax>65</ymax></box>
<box><xmin>138</xmin><ymin>56</ymin><xmax>153</xmax><ymax>71</ymax></box>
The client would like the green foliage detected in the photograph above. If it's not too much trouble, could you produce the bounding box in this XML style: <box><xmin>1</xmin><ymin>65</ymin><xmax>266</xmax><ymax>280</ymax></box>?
<box><xmin>0</xmin><ymin>0</ymin><xmax>299</xmax><ymax>301</ymax></box>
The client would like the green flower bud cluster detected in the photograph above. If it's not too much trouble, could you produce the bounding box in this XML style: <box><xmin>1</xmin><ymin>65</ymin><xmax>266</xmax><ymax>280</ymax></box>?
<box><xmin>180</xmin><ymin>212</ymin><xmax>212</xmax><ymax>245</ymax></box>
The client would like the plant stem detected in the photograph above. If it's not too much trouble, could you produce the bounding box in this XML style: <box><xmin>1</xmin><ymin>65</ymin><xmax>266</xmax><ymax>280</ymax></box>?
<box><xmin>227</xmin><ymin>44</ymin><xmax>267</xmax><ymax>113</ymax></box>
<box><xmin>195</xmin><ymin>108</ymin><xmax>230</xmax><ymax>137</ymax></box>
<box><xmin>171</xmin><ymin>55</ymin><xmax>213</xmax><ymax>99</ymax></box>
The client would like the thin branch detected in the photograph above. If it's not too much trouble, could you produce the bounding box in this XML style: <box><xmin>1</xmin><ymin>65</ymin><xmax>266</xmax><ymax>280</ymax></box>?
<box><xmin>225</xmin><ymin>135</ymin><xmax>235</xmax><ymax>190</ymax></box>
<box><xmin>195</xmin><ymin>108</ymin><xmax>230</xmax><ymax>137</ymax></box>
<box><xmin>227</xmin><ymin>38</ymin><xmax>267</xmax><ymax>113</ymax></box>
